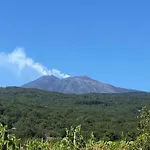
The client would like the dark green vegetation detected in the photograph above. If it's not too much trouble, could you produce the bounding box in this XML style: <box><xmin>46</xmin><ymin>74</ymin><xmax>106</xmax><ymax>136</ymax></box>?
<box><xmin>0</xmin><ymin>108</ymin><xmax>150</xmax><ymax>150</ymax></box>
<box><xmin>0</xmin><ymin>87</ymin><xmax>150</xmax><ymax>141</ymax></box>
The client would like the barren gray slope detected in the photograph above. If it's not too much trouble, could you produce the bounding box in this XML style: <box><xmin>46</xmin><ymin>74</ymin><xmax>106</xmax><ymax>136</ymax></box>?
<box><xmin>22</xmin><ymin>75</ymin><xmax>136</xmax><ymax>94</ymax></box>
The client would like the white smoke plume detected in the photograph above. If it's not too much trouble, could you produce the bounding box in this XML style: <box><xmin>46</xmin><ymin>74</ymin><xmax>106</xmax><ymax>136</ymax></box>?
<box><xmin>0</xmin><ymin>47</ymin><xmax>70</xmax><ymax>78</ymax></box>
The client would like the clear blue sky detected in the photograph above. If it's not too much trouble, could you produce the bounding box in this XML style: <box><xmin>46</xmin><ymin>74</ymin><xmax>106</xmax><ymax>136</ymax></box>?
<box><xmin>0</xmin><ymin>0</ymin><xmax>150</xmax><ymax>91</ymax></box>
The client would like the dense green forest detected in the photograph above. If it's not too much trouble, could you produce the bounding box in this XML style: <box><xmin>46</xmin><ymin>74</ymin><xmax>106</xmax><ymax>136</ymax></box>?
<box><xmin>0</xmin><ymin>87</ymin><xmax>150</xmax><ymax>142</ymax></box>
<box><xmin>0</xmin><ymin>107</ymin><xmax>150</xmax><ymax>149</ymax></box>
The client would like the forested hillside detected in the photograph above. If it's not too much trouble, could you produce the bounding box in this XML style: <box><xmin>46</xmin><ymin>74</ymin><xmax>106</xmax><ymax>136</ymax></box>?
<box><xmin>0</xmin><ymin>87</ymin><xmax>150</xmax><ymax>141</ymax></box>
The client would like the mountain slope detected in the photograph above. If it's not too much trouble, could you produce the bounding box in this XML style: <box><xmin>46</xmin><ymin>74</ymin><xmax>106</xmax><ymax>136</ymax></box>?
<box><xmin>22</xmin><ymin>75</ymin><xmax>136</xmax><ymax>94</ymax></box>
